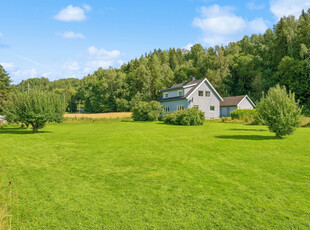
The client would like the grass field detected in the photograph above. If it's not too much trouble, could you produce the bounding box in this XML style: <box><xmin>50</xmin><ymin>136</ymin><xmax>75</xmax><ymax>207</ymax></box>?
<box><xmin>0</xmin><ymin>119</ymin><xmax>309</xmax><ymax>229</ymax></box>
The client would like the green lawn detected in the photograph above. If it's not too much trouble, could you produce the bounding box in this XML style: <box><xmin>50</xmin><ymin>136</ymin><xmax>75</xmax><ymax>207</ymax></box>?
<box><xmin>0</xmin><ymin>120</ymin><xmax>309</xmax><ymax>229</ymax></box>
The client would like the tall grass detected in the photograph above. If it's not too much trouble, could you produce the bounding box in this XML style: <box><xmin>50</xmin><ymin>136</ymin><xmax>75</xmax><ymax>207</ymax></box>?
<box><xmin>0</xmin><ymin>177</ymin><xmax>12</xmax><ymax>230</ymax></box>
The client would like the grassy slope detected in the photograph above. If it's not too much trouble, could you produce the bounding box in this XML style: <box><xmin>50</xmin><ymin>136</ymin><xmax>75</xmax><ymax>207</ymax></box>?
<box><xmin>0</xmin><ymin>120</ymin><xmax>309</xmax><ymax>229</ymax></box>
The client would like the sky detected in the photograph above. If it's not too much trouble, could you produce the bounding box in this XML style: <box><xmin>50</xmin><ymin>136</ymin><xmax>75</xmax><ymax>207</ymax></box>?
<box><xmin>0</xmin><ymin>0</ymin><xmax>310</xmax><ymax>83</ymax></box>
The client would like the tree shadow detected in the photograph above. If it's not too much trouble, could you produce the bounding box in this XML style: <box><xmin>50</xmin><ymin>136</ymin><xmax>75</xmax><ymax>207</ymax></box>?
<box><xmin>0</xmin><ymin>128</ymin><xmax>51</xmax><ymax>135</ymax></box>
<box><xmin>215</xmin><ymin>134</ymin><xmax>280</xmax><ymax>141</ymax></box>
<box><xmin>229</xmin><ymin>128</ymin><xmax>267</xmax><ymax>132</ymax></box>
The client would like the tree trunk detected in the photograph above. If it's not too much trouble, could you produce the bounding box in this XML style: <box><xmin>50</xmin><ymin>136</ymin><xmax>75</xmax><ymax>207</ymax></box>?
<box><xmin>32</xmin><ymin>124</ymin><xmax>39</xmax><ymax>133</ymax></box>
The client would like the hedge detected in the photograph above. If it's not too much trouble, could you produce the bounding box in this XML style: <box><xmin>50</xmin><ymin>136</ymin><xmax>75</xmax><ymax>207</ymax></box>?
<box><xmin>163</xmin><ymin>108</ymin><xmax>205</xmax><ymax>126</ymax></box>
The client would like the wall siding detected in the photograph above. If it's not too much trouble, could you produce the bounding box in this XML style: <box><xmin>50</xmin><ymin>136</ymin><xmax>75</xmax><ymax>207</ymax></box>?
<box><xmin>161</xmin><ymin>100</ymin><xmax>189</xmax><ymax>112</ymax></box>
<box><xmin>237</xmin><ymin>97</ymin><xmax>254</xmax><ymax>109</ymax></box>
<box><xmin>163</xmin><ymin>89</ymin><xmax>184</xmax><ymax>98</ymax></box>
<box><xmin>220</xmin><ymin>106</ymin><xmax>237</xmax><ymax>117</ymax></box>
<box><xmin>188</xmin><ymin>81</ymin><xmax>220</xmax><ymax>118</ymax></box>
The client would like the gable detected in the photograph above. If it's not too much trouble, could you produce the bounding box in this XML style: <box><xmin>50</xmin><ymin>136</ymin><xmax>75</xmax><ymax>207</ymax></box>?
<box><xmin>186</xmin><ymin>78</ymin><xmax>223</xmax><ymax>101</ymax></box>
<box><xmin>238</xmin><ymin>96</ymin><xmax>255</xmax><ymax>108</ymax></box>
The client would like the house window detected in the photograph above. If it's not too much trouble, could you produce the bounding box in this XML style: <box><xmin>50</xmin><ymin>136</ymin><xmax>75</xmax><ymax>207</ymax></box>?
<box><xmin>205</xmin><ymin>91</ymin><xmax>210</xmax><ymax>97</ymax></box>
<box><xmin>198</xmin><ymin>91</ymin><xmax>203</xmax><ymax>96</ymax></box>
<box><xmin>210</xmin><ymin>106</ymin><xmax>215</xmax><ymax>111</ymax></box>
<box><xmin>194</xmin><ymin>105</ymin><xmax>199</xmax><ymax>109</ymax></box>
<box><xmin>164</xmin><ymin>93</ymin><xmax>168</xmax><ymax>98</ymax></box>
<box><xmin>177</xmin><ymin>105</ymin><xmax>184</xmax><ymax>111</ymax></box>
<box><xmin>164</xmin><ymin>106</ymin><xmax>170</xmax><ymax>113</ymax></box>
<box><xmin>178</xmin><ymin>90</ymin><xmax>183</xmax><ymax>96</ymax></box>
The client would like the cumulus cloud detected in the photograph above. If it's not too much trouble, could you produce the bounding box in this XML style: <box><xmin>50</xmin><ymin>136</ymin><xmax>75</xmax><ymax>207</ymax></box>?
<box><xmin>247</xmin><ymin>2</ymin><xmax>265</xmax><ymax>10</ymax></box>
<box><xmin>63</xmin><ymin>61</ymin><xmax>80</xmax><ymax>72</ymax></box>
<box><xmin>192</xmin><ymin>4</ymin><xmax>268</xmax><ymax>46</ymax></box>
<box><xmin>11</xmin><ymin>68</ymin><xmax>38</xmax><ymax>82</ymax></box>
<box><xmin>63</xmin><ymin>46</ymin><xmax>123</xmax><ymax>76</ymax></box>
<box><xmin>0</xmin><ymin>62</ymin><xmax>15</xmax><ymax>71</ymax></box>
<box><xmin>270</xmin><ymin>0</ymin><xmax>310</xmax><ymax>20</ymax></box>
<box><xmin>183</xmin><ymin>43</ymin><xmax>194</xmax><ymax>50</ymax></box>
<box><xmin>60</xmin><ymin>31</ymin><xmax>85</xmax><ymax>39</ymax></box>
<box><xmin>83</xmin><ymin>4</ymin><xmax>92</xmax><ymax>12</ymax></box>
<box><xmin>54</xmin><ymin>5</ymin><xmax>87</xmax><ymax>21</ymax></box>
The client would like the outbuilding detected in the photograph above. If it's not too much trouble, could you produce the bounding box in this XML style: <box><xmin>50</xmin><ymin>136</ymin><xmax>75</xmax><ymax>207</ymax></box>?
<box><xmin>220</xmin><ymin>95</ymin><xmax>255</xmax><ymax>117</ymax></box>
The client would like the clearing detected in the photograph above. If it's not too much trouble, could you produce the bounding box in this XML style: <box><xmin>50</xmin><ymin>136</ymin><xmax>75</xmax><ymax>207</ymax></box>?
<box><xmin>0</xmin><ymin>120</ymin><xmax>309</xmax><ymax>229</ymax></box>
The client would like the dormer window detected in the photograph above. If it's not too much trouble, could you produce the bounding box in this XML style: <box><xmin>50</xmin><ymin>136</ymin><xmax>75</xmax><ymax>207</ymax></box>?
<box><xmin>164</xmin><ymin>93</ymin><xmax>168</xmax><ymax>98</ymax></box>
<box><xmin>178</xmin><ymin>90</ymin><xmax>183</xmax><ymax>96</ymax></box>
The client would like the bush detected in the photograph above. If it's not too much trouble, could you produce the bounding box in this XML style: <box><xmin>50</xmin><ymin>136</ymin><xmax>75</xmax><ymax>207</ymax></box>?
<box><xmin>163</xmin><ymin>108</ymin><xmax>205</xmax><ymax>126</ymax></box>
<box><xmin>132</xmin><ymin>101</ymin><xmax>163</xmax><ymax>121</ymax></box>
<box><xmin>256</xmin><ymin>85</ymin><xmax>302</xmax><ymax>137</ymax></box>
<box><xmin>231</xmin><ymin>109</ymin><xmax>257</xmax><ymax>121</ymax></box>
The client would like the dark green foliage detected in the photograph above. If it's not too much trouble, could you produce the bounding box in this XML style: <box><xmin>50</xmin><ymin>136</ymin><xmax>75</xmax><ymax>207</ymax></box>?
<box><xmin>2</xmin><ymin>90</ymin><xmax>64</xmax><ymax>132</ymax></box>
<box><xmin>0</xmin><ymin>65</ymin><xmax>11</xmax><ymax>112</ymax></box>
<box><xmin>163</xmin><ymin>108</ymin><xmax>205</xmax><ymax>126</ymax></box>
<box><xmin>132</xmin><ymin>101</ymin><xmax>163</xmax><ymax>121</ymax></box>
<box><xmin>256</xmin><ymin>85</ymin><xmax>303</xmax><ymax>137</ymax></box>
<box><xmin>10</xmin><ymin>9</ymin><xmax>310</xmax><ymax>113</ymax></box>
<box><xmin>231</xmin><ymin>109</ymin><xmax>257</xmax><ymax>123</ymax></box>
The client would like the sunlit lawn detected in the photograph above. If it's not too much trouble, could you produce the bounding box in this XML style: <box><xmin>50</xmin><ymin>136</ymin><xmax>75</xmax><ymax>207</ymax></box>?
<box><xmin>0</xmin><ymin>119</ymin><xmax>309</xmax><ymax>229</ymax></box>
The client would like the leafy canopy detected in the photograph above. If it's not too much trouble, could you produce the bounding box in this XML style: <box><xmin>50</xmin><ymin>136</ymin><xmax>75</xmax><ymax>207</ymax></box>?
<box><xmin>0</xmin><ymin>65</ymin><xmax>11</xmax><ymax>112</ymax></box>
<box><xmin>3</xmin><ymin>90</ymin><xmax>65</xmax><ymax>132</ymax></box>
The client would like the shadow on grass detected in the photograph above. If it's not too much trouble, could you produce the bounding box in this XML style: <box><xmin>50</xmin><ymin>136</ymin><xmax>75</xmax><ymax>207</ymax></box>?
<box><xmin>0</xmin><ymin>128</ymin><xmax>51</xmax><ymax>135</ymax></box>
<box><xmin>229</xmin><ymin>128</ymin><xmax>267</xmax><ymax>132</ymax></box>
<box><xmin>215</xmin><ymin>134</ymin><xmax>280</xmax><ymax>140</ymax></box>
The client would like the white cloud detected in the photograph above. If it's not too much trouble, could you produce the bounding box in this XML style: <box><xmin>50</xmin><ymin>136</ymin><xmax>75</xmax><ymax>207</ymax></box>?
<box><xmin>270</xmin><ymin>0</ymin><xmax>310</xmax><ymax>20</ymax></box>
<box><xmin>247</xmin><ymin>2</ymin><xmax>265</xmax><ymax>10</ymax></box>
<box><xmin>61</xmin><ymin>31</ymin><xmax>85</xmax><ymax>39</ymax></box>
<box><xmin>248</xmin><ymin>18</ymin><xmax>268</xmax><ymax>33</ymax></box>
<box><xmin>63</xmin><ymin>61</ymin><xmax>80</xmax><ymax>72</ymax></box>
<box><xmin>183</xmin><ymin>43</ymin><xmax>194</xmax><ymax>50</ymax></box>
<box><xmin>12</xmin><ymin>68</ymin><xmax>38</xmax><ymax>82</ymax></box>
<box><xmin>83</xmin><ymin>4</ymin><xmax>92</xmax><ymax>12</ymax></box>
<box><xmin>192</xmin><ymin>5</ymin><xmax>268</xmax><ymax>46</ymax></box>
<box><xmin>0</xmin><ymin>62</ymin><xmax>15</xmax><ymax>71</ymax></box>
<box><xmin>54</xmin><ymin>5</ymin><xmax>87</xmax><ymax>21</ymax></box>
<box><xmin>63</xmin><ymin>46</ymin><xmax>123</xmax><ymax>76</ymax></box>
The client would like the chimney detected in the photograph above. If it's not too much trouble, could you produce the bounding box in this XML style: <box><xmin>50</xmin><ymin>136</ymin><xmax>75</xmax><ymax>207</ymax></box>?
<box><xmin>190</xmin><ymin>76</ymin><xmax>195</xmax><ymax>81</ymax></box>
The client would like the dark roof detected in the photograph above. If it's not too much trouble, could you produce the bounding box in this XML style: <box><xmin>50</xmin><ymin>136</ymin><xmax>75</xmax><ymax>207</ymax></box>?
<box><xmin>159</xmin><ymin>79</ymin><xmax>204</xmax><ymax>102</ymax></box>
<box><xmin>160</xmin><ymin>79</ymin><xmax>203</xmax><ymax>92</ymax></box>
<box><xmin>220</xmin><ymin>95</ymin><xmax>247</xmax><ymax>107</ymax></box>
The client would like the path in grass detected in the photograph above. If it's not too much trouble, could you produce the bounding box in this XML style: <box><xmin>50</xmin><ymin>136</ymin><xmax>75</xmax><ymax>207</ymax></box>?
<box><xmin>0</xmin><ymin>120</ymin><xmax>309</xmax><ymax>229</ymax></box>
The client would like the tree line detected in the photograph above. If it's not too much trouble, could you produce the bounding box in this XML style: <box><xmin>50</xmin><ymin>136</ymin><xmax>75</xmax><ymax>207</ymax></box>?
<box><xmin>1</xmin><ymin>9</ymin><xmax>310</xmax><ymax>114</ymax></box>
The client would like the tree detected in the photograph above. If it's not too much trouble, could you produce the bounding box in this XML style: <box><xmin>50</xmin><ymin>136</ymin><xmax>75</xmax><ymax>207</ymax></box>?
<box><xmin>3</xmin><ymin>90</ymin><xmax>64</xmax><ymax>132</ymax></box>
<box><xmin>132</xmin><ymin>101</ymin><xmax>163</xmax><ymax>121</ymax></box>
<box><xmin>0</xmin><ymin>65</ymin><xmax>11</xmax><ymax>112</ymax></box>
<box><xmin>256</xmin><ymin>85</ymin><xmax>302</xmax><ymax>137</ymax></box>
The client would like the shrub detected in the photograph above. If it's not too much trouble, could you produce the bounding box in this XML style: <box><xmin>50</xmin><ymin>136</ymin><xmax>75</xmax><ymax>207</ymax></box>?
<box><xmin>132</xmin><ymin>101</ymin><xmax>163</xmax><ymax>121</ymax></box>
<box><xmin>163</xmin><ymin>108</ymin><xmax>205</xmax><ymax>126</ymax></box>
<box><xmin>231</xmin><ymin>109</ymin><xmax>257</xmax><ymax>121</ymax></box>
<box><xmin>256</xmin><ymin>85</ymin><xmax>302</xmax><ymax>137</ymax></box>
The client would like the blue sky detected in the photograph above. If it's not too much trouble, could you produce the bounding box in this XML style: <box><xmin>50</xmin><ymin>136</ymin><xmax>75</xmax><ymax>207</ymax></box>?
<box><xmin>0</xmin><ymin>0</ymin><xmax>309</xmax><ymax>83</ymax></box>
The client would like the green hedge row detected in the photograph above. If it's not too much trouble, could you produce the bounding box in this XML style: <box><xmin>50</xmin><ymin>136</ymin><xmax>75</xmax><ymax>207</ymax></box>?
<box><xmin>163</xmin><ymin>108</ymin><xmax>205</xmax><ymax>126</ymax></box>
<box><xmin>230</xmin><ymin>109</ymin><xmax>257</xmax><ymax>123</ymax></box>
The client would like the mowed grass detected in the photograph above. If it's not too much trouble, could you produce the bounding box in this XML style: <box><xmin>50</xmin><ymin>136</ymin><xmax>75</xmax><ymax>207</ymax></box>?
<box><xmin>0</xmin><ymin>120</ymin><xmax>309</xmax><ymax>229</ymax></box>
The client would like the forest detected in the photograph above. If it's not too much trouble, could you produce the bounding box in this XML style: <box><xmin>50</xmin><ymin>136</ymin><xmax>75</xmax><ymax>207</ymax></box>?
<box><xmin>7</xmin><ymin>9</ymin><xmax>310</xmax><ymax>114</ymax></box>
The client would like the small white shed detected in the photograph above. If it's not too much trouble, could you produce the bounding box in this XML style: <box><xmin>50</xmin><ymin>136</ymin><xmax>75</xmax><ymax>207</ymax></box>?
<box><xmin>220</xmin><ymin>95</ymin><xmax>255</xmax><ymax>117</ymax></box>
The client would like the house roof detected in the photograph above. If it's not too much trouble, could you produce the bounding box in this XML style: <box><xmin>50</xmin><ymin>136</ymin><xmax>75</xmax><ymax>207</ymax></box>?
<box><xmin>159</xmin><ymin>78</ymin><xmax>223</xmax><ymax>102</ymax></box>
<box><xmin>160</xmin><ymin>79</ymin><xmax>203</xmax><ymax>92</ymax></box>
<box><xmin>220</xmin><ymin>95</ymin><xmax>255</xmax><ymax>107</ymax></box>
